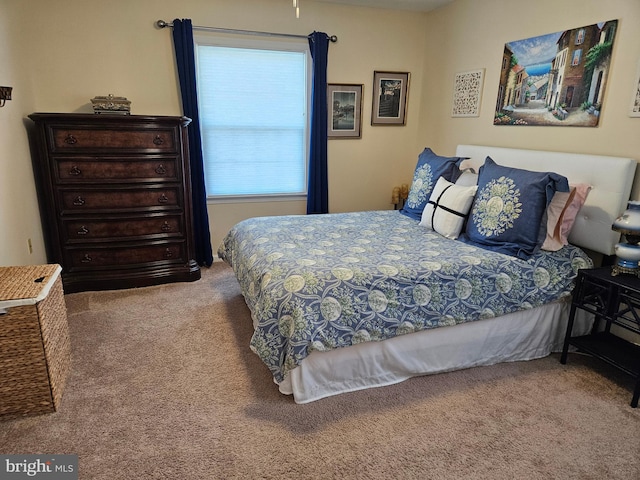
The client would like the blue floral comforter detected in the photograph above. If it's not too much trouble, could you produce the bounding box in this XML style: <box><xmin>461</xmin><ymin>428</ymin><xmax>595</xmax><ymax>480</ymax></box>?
<box><xmin>218</xmin><ymin>210</ymin><xmax>592</xmax><ymax>382</ymax></box>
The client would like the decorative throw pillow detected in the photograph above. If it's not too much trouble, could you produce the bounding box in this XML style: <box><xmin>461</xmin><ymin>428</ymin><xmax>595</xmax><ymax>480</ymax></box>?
<box><xmin>541</xmin><ymin>183</ymin><xmax>592</xmax><ymax>251</ymax></box>
<box><xmin>462</xmin><ymin>156</ymin><xmax>569</xmax><ymax>259</ymax></box>
<box><xmin>399</xmin><ymin>148</ymin><xmax>465</xmax><ymax>221</ymax></box>
<box><xmin>541</xmin><ymin>189</ymin><xmax>574</xmax><ymax>251</ymax></box>
<box><xmin>558</xmin><ymin>184</ymin><xmax>592</xmax><ymax>244</ymax></box>
<box><xmin>420</xmin><ymin>177</ymin><xmax>477</xmax><ymax>239</ymax></box>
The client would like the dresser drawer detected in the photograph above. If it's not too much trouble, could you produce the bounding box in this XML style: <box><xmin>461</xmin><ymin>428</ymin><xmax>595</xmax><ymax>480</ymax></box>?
<box><xmin>62</xmin><ymin>214</ymin><xmax>184</xmax><ymax>243</ymax></box>
<box><xmin>49</xmin><ymin>127</ymin><xmax>178</xmax><ymax>153</ymax></box>
<box><xmin>59</xmin><ymin>186</ymin><xmax>182</xmax><ymax>212</ymax></box>
<box><xmin>66</xmin><ymin>242</ymin><xmax>186</xmax><ymax>269</ymax></box>
<box><xmin>54</xmin><ymin>157</ymin><xmax>180</xmax><ymax>183</ymax></box>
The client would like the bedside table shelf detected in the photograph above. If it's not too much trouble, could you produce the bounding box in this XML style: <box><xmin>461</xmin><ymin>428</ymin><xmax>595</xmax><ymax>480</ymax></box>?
<box><xmin>568</xmin><ymin>332</ymin><xmax>640</xmax><ymax>378</ymax></box>
<box><xmin>561</xmin><ymin>267</ymin><xmax>640</xmax><ymax>408</ymax></box>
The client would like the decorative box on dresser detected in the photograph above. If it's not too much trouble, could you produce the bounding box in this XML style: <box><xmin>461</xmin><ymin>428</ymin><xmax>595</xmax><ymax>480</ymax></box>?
<box><xmin>28</xmin><ymin>113</ymin><xmax>201</xmax><ymax>293</ymax></box>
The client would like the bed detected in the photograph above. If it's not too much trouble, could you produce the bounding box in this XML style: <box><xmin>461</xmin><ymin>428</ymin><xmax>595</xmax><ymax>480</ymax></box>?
<box><xmin>218</xmin><ymin>145</ymin><xmax>637</xmax><ymax>403</ymax></box>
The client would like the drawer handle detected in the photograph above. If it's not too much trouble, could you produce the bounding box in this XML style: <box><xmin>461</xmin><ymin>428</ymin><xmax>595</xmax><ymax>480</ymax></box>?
<box><xmin>77</xmin><ymin>225</ymin><xmax>89</xmax><ymax>235</ymax></box>
<box><xmin>164</xmin><ymin>248</ymin><xmax>173</xmax><ymax>258</ymax></box>
<box><xmin>155</xmin><ymin>164</ymin><xmax>167</xmax><ymax>175</ymax></box>
<box><xmin>73</xmin><ymin>196</ymin><xmax>86</xmax><ymax>206</ymax></box>
<box><xmin>80</xmin><ymin>254</ymin><xmax>92</xmax><ymax>263</ymax></box>
<box><xmin>69</xmin><ymin>165</ymin><xmax>82</xmax><ymax>176</ymax></box>
<box><xmin>153</xmin><ymin>135</ymin><xmax>164</xmax><ymax>146</ymax></box>
<box><xmin>161</xmin><ymin>221</ymin><xmax>171</xmax><ymax>232</ymax></box>
<box><xmin>64</xmin><ymin>134</ymin><xmax>78</xmax><ymax>145</ymax></box>
<box><xmin>158</xmin><ymin>194</ymin><xmax>169</xmax><ymax>204</ymax></box>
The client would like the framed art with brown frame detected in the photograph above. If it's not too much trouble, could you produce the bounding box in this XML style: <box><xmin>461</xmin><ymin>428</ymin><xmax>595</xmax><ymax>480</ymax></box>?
<box><xmin>371</xmin><ymin>71</ymin><xmax>410</xmax><ymax>125</ymax></box>
<box><xmin>328</xmin><ymin>83</ymin><xmax>363</xmax><ymax>138</ymax></box>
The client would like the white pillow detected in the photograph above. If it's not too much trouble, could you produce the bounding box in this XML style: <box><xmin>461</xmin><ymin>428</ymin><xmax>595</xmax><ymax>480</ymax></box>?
<box><xmin>455</xmin><ymin>169</ymin><xmax>478</xmax><ymax>187</ymax></box>
<box><xmin>420</xmin><ymin>176</ymin><xmax>477</xmax><ymax>239</ymax></box>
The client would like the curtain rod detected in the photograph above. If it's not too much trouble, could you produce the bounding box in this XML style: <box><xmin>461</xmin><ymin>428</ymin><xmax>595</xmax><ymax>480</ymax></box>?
<box><xmin>156</xmin><ymin>20</ymin><xmax>337</xmax><ymax>43</ymax></box>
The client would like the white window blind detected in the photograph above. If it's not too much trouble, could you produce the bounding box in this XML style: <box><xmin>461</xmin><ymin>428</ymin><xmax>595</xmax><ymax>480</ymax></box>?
<box><xmin>195</xmin><ymin>38</ymin><xmax>309</xmax><ymax>198</ymax></box>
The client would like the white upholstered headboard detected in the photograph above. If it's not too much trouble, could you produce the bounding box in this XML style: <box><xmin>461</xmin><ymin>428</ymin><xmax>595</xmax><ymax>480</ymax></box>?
<box><xmin>455</xmin><ymin>144</ymin><xmax>637</xmax><ymax>256</ymax></box>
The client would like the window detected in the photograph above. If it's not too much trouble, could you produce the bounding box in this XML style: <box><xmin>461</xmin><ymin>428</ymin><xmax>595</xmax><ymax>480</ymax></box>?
<box><xmin>572</xmin><ymin>49</ymin><xmax>582</xmax><ymax>66</ymax></box>
<box><xmin>195</xmin><ymin>36</ymin><xmax>310</xmax><ymax>199</ymax></box>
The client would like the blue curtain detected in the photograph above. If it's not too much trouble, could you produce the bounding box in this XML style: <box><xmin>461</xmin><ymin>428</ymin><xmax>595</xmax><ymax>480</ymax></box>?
<box><xmin>172</xmin><ymin>19</ymin><xmax>214</xmax><ymax>267</ymax></box>
<box><xmin>307</xmin><ymin>32</ymin><xmax>330</xmax><ymax>214</ymax></box>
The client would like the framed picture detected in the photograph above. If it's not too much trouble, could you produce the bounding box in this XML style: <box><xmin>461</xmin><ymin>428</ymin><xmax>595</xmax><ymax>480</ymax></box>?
<box><xmin>452</xmin><ymin>69</ymin><xmax>485</xmax><ymax>117</ymax></box>
<box><xmin>328</xmin><ymin>84</ymin><xmax>363</xmax><ymax>138</ymax></box>
<box><xmin>494</xmin><ymin>19</ymin><xmax>618</xmax><ymax>127</ymax></box>
<box><xmin>371</xmin><ymin>71</ymin><xmax>410</xmax><ymax>125</ymax></box>
<box><xmin>630</xmin><ymin>59</ymin><xmax>640</xmax><ymax>117</ymax></box>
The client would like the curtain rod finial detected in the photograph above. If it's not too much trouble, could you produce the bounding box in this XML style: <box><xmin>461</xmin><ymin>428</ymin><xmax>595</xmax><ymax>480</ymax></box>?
<box><xmin>156</xmin><ymin>20</ymin><xmax>171</xmax><ymax>29</ymax></box>
<box><xmin>329</xmin><ymin>35</ymin><xmax>338</xmax><ymax>43</ymax></box>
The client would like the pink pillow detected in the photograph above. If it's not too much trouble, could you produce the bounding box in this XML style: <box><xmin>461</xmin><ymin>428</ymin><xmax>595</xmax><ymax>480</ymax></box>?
<box><xmin>559</xmin><ymin>183</ymin><xmax>592</xmax><ymax>239</ymax></box>
<box><xmin>542</xmin><ymin>183</ymin><xmax>592</xmax><ymax>251</ymax></box>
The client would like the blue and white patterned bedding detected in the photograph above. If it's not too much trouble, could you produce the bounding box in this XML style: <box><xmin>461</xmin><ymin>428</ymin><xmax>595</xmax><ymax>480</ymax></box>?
<box><xmin>218</xmin><ymin>210</ymin><xmax>592</xmax><ymax>383</ymax></box>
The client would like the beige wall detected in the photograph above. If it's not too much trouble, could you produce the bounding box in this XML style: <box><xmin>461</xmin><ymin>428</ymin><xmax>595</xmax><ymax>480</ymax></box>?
<box><xmin>419</xmin><ymin>0</ymin><xmax>640</xmax><ymax>188</ymax></box>
<box><xmin>1</xmin><ymin>0</ymin><xmax>428</xmax><ymax>263</ymax></box>
<box><xmin>0</xmin><ymin>1</ymin><xmax>45</xmax><ymax>266</ymax></box>
<box><xmin>1</xmin><ymin>0</ymin><xmax>639</xmax><ymax>267</ymax></box>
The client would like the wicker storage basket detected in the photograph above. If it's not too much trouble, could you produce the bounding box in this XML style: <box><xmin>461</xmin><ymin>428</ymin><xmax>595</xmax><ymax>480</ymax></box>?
<box><xmin>0</xmin><ymin>264</ymin><xmax>70</xmax><ymax>419</ymax></box>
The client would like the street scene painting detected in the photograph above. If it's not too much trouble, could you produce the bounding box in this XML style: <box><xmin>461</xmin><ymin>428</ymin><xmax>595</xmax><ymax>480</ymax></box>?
<box><xmin>495</xmin><ymin>19</ymin><xmax>618</xmax><ymax>127</ymax></box>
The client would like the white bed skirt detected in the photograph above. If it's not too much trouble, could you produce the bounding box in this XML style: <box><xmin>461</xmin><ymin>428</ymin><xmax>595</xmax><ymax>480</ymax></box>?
<box><xmin>278</xmin><ymin>298</ymin><xmax>593</xmax><ymax>404</ymax></box>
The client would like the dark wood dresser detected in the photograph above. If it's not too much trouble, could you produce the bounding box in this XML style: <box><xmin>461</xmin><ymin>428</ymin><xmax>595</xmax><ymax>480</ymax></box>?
<box><xmin>28</xmin><ymin>113</ymin><xmax>201</xmax><ymax>293</ymax></box>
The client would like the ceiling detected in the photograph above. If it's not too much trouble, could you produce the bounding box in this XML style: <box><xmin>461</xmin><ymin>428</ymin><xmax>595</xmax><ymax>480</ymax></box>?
<box><xmin>312</xmin><ymin>0</ymin><xmax>454</xmax><ymax>12</ymax></box>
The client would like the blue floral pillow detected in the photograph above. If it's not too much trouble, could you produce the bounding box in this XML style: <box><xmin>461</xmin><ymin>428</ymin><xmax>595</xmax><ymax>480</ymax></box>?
<box><xmin>400</xmin><ymin>148</ymin><xmax>465</xmax><ymax>221</ymax></box>
<box><xmin>461</xmin><ymin>157</ymin><xmax>569</xmax><ymax>259</ymax></box>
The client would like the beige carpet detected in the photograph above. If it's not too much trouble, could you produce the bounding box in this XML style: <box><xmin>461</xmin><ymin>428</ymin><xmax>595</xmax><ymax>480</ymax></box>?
<box><xmin>1</xmin><ymin>262</ymin><xmax>639</xmax><ymax>479</ymax></box>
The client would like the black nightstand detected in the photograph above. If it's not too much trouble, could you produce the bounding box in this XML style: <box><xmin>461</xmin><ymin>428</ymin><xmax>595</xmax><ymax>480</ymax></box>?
<box><xmin>561</xmin><ymin>266</ymin><xmax>640</xmax><ymax>407</ymax></box>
